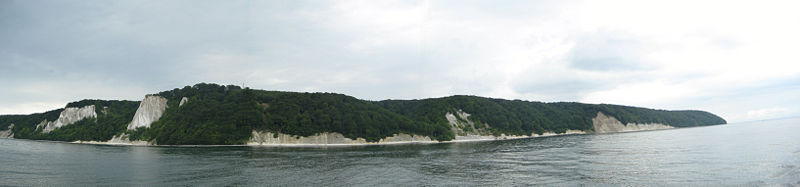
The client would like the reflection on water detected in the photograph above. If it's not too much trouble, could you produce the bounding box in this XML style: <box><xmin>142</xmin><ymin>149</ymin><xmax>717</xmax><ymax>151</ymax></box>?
<box><xmin>1</xmin><ymin>117</ymin><xmax>798</xmax><ymax>186</ymax></box>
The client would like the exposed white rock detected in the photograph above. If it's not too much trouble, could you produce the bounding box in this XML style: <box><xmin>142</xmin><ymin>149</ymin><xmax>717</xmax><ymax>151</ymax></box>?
<box><xmin>179</xmin><ymin>97</ymin><xmax>189</xmax><ymax>107</ymax></box>
<box><xmin>0</xmin><ymin>123</ymin><xmax>13</xmax><ymax>138</ymax></box>
<box><xmin>248</xmin><ymin>131</ymin><xmax>435</xmax><ymax>146</ymax></box>
<box><xmin>73</xmin><ymin>133</ymin><xmax>152</xmax><ymax>145</ymax></box>
<box><xmin>127</xmin><ymin>95</ymin><xmax>168</xmax><ymax>130</ymax></box>
<box><xmin>247</xmin><ymin>129</ymin><xmax>587</xmax><ymax>146</ymax></box>
<box><xmin>36</xmin><ymin>105</ymin><xmax>97</xmax><ymax>133</ymax></box>
<box><xmin>446</xmin><ymin>109</ymin><xmax>493</xmax><ymax>137</ymax></box>
<box><xmin>248</xmin><ymin>109</ymin><xmax>591</xmax><ymax>146</ymax></box>
<box><xmin>592</xmin><ymin>112</ymin><xmax>673</xmax><ymax>133</ymax></box>
<box><xmin>453</xmin><ymin>130</ymin><xmax>587</xmax><ymax>142</ymax></box>
<box><xmin>445</xmin><ymin>109</ymin><xmax>587</xmax><ymax>142</ymax></box>
<box><xmin>379</xmin><ymin>133</ymin><xmax>433</xmax><ymax>143</ymax></box>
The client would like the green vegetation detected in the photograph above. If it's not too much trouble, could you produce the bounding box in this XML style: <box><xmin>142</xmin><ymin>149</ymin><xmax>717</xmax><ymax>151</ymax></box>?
<box><xmin>129</xmin><ymin>83</ymin><xmax>452</xmax><ymax>144</ymax></box>
<box><xmin>376</xmin><ymin>97</ymin><xmax>726</xmax><ymax>136</ymax></box>
<box><xmin>250</xmin><ymin>90</ymin><xmax>454</xmax><ymax>142</ymax></box>
<box><xmin>5</xmin><ymin>100</ymin><xmax>139</xmax><ymax>141</ymax></box>
<box><xmin>0</xmin><ymin>109</ymin><xmax>62</xmax><ymax>132</ymax></box>
<box><xmin>131</xmin><ymin>84</ymin><xmax>259</xmax><ymax>145</ymax></box>
<box><xmin>0</xmin><ymin>83</ymin><xmax>726</xmax><ymax>145</ymax></box>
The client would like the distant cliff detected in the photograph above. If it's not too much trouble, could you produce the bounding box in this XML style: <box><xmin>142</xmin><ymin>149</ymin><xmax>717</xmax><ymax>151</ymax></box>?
<box><xmin>0</xmin><ymin>83</ymin><xmax>726</xmax><ymax>145</ymax></box>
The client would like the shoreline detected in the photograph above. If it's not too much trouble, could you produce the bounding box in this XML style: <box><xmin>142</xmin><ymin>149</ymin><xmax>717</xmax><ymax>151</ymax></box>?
<box><xmin>0</xmin><ymin>126</ymin><xmax>702</xmax><ymax>147</ymax></box>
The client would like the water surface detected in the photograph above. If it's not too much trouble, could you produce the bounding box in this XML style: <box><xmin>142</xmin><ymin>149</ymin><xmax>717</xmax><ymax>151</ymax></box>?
<box><xmin>1</xmin><ymin>118</ymin><xmax>799</xmax><ymax>186</ymax></box>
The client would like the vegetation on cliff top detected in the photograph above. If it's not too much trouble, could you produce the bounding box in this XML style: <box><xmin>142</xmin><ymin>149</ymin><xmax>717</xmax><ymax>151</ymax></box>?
<box><xmin>0</xmin><ymin>83</ymin><xmax>726</xmax><ymax>145</ymax></box>
<box><xmin>5</xmin><ymin>100</ymin><xmax>139</xmax><ymax>142</ymax></box>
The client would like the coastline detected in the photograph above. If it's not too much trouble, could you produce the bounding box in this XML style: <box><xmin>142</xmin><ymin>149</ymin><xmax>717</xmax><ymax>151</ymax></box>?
<box><xmin>65</xmin><ymin>130</ymin><xmax>589</xmax><ymax>147</ymax></box>
<box><xmin>0</xmin><ymin>127</ymin><xmax>691</xmax><ymax>147</ymax></box>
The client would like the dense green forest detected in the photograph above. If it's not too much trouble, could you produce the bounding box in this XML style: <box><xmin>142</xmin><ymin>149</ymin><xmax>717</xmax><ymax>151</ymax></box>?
<box><xmin>377</xmin><ymin>97</ymin><xmax>726</xmax><ymax>136</ymax></box>
<box><xmin>0</xmin><ymin>83</ymin><xmax>726</xmax><ymax>145</ymax></box>
<box><xmin>130</xmin><ymin>84</ymin><xmax>260</xmax><ymax>145</ymax></box>
<box><xmin>129</xmin><ymin>84</ymin><xmax>453</xmax><ymax>144</ymax></box>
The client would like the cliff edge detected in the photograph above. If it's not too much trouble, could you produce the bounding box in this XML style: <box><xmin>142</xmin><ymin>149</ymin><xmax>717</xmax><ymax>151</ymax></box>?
<box><xmin>127</xmin><ymin>96</ymin><xmax>168</xmax><ymax>130</ymax></box>
<box><xmin>592</xmin><ymin>112</ymin><xmax>674</xmax><ymax>133</ymax></box>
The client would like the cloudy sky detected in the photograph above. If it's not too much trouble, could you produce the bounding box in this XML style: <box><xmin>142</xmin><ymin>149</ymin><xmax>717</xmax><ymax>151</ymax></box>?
<box><xmin>1</xmin><ymin>0</ymin><xmax>798</xmax><ymax>122</ymax></box>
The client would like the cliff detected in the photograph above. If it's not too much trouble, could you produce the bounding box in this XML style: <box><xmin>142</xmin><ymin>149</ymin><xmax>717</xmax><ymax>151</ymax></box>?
<box><xmin>127</xmin><ymin>96</ymin><xmax>167</xmax><ymax>130</ymax></box>
<box><xmin>0</xmin><ymin>124</ymin><xmax>12</xmax><ymax>138</ymax></box>
<box><xmin>592</xmin><ymin>112</ymin><xmax>674</xmax><ymax>133</ymax></box>
<box><xmin>36</xmin><ymin>105</ymin><xmax>97</xmax><ymax>133</ymax></box>
<box><xmin>248</xmin><ymin>131</ymin><xmax>434</xmax><ymax>145</ymax></box>
<box><xmin>246</xmin><ymin>110</ymin><xmax>587</xmax><ymax>146</ymax></box>
<box><xmin>0</xmin><ymin>83</ymin><xmax>726</xmax><ymax>146</ymax></box>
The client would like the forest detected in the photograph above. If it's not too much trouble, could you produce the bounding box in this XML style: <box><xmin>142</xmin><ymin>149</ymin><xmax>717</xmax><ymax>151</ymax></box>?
<box><xmin>0</xmin><ymin>83</ymin><xmax>726</xmax><ymax>145</ymax></box>
<box><xmin>5</xmin><ymin>100</ymin><xmax>139</xmax><ymax>142</ymax></box>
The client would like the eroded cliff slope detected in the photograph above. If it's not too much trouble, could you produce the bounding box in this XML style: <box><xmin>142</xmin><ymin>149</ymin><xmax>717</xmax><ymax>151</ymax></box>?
<box><xmin>127</xmin><ymin>96</ymin><xmax>168</xmax><ymax>130</ymax></box>
<box><xmin>36</xmin><ymin>105</ymin><xmax>97</xmax><ymax>133</ymax></box>
<box><xmin>592</xmin><ymin>112</ymin><xmax>674</xmax><ymax>133</ymax></box>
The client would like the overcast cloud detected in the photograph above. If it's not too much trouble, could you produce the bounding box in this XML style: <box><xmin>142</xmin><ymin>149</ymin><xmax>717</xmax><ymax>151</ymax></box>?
<box><xmin>1</xmin><ymin>0</ymin><xmax>798</xmax><ymax>122</ymax></box>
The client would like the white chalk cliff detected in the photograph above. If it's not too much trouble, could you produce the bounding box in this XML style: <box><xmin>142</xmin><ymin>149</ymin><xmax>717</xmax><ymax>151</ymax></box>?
<box><xmin>248</xmin><ymin>131</ymin><xmax>434</xmax><ymax>145</ymax></box>
<box><xmin>592</xmin><ymin>112</ymin><xmax>673</xmax><ymax>133</ymax></box>
<box><xmin>36</xmin><ymin>105</ymin><xmax>97</xmax><ymax>133</ymax></box>
<box><xmin>446</xmin><ymin>109</ymin><xmax>586</xmax><ymax>141</ymax></box>
<box><xmin>0</xmin><ymin>124</ymin><xmax>13</xmax><ymax>138</ymax></box>
<box><xmin>127</xmin><ymin>95</ymin><xmax>168</xmax><ymax>130</ymax></box>
<box><xmin>446</xmin><ymin>110</ymin><xmax>501</xmax><ymax>141</ymax></box>
<box><xmin>247</xmin><ymin>109</ymin><xmax>588</xmax><ymax>146</ymax></box>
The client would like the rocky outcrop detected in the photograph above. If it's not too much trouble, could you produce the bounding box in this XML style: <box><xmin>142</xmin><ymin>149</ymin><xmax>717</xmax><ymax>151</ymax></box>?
<box><xmin>73</xmin><ymin>133</ymin><xmax>152</xmax><ymax>145</ymax></box>
<box><xmin>179</xmin><ymin>97</ymin><xmax>188</xmax><ymax>107</ymax></box>
<box><xmin>446</xmin><ymin>109</ymin><xmax>493</xmax><ymax>139</ymax></box>
<box><xmin>445</xmin><ymin>109</ymin><xmax>586</xmax><ymax>141</ymax></box>
<box><xmin>0</xmin><ymin>124</ymin><xmax>13</xmax><ymax>138</ymax></box>
<box><xmin>36</xmin><ymin>105</ymin><xmax>97</xmax><ymax>133</ymax></box>
<box><xmin>247</xmin><ymin>109</ymin><xmax>590</xmax><ymax>146</ymax></box>
<box><xmin>592</xmin><ymin>112</ymin><xmax>673</xmax><ymax>133</ymax></box>
<box><xmin>73</xmin><ymin>132</ymin><xmax>153</xmax><ymax>146</ymax></box>
<box><xmin>127</xmin><ymin>96</ymin><xmax>168</xmax><ymax>130</ymax></box>
<box><xmin>247</xmin><ymin>131</ymin><xmax>435</xmax><ymax>146</ymax></box>
<box><xmin>452</xmin><ymin>130</ymin><xmax>587</xmax><ymax>142</ymax></box>
<box><xmin>247</xmin><ymin>129</ymin><xmax>587</xmax><ymax>146</ymax></box>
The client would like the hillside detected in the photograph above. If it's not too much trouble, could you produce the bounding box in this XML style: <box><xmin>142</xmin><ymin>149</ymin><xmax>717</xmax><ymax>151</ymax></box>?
<box><xmin>0</xmin><ymin>83</ymin><xmax>726</xmax><ymax>145</ymax></box>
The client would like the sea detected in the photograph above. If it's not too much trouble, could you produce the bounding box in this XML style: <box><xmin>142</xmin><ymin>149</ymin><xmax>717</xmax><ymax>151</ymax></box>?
<box><xmin>1</xmin><ymin>117</ymin><xmax>798</xmax><ymax>186</ymax></box>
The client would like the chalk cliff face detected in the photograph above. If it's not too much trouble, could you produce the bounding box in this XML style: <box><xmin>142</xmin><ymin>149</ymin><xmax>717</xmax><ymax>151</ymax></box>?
<box><xmin>246</xmin><ymin>129</ymin><xmax>587</xmax><ymax>146</ymax></box>
<box><xmin>102</xmin><ymin>133</ymin><xmax>152</xmax><ymax>145</ymax></box>
<box><xmin>179</xmin><ymin>97</ymin><xmax>188</xmax><ymax>107</ymax></box>
<box><xmin>0</xmin><ymin>124</ymin><xmax>13</xmax><ymax>138</ymax></box>
<box><xmin>127</xmin><ymin>96</ymin><xmax>168</xmax><ymax>130</ymax></box>
<box><xmin>446</xmin><ymin>109</ymin><xmax>494</xmax><ymax>139</ymax></box>
<box><xmin>247</xmin><ymin>109</ymin><xmax>591</xmax><ymax>146</ymax></box>
<box><xmin>445</xmin><ymin>109</ymin><xmax>587</xmax><ymax>141</ymax></box>
<box><xmin>36</xmin><ymin>105</ymin><xmax>97</xmax><ymax>133</ymax></box>
<box><xmin>592</xmin><ymin>112</ymin><xmax>673</xmax><ymax>133</ymax></box>
<box><xmin>248</xmin><ymin>131</ymin><xmax>434</xmax><ymax>145</ymax></box>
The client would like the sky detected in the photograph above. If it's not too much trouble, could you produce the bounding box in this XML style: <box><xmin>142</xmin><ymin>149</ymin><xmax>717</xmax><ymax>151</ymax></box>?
<box><xmin>1</xmin><ymin>0</ymin><xmax>798</xmax><ymax>123</ymax></box>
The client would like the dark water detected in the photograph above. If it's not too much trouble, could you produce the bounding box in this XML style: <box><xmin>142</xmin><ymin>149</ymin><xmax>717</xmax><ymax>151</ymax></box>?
<box><xmin>2</xmin><ymin>118</ymin><xmax>799</xmax><ymax>186</ymax></box>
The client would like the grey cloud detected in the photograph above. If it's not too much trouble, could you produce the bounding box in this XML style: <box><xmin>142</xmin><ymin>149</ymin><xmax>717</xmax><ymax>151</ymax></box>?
<box><xmin>566</xmin><ymin>31</ymin><xmax>652</xmax><ymax>72</ymax></box>
<box><xmin>513</xmin><ymin>78</ymin><xmax>601</xmax><ymax>99</ymax></box>
<box><xmin>1</xmin><ymin>0</ymin><xmax>797</xmax><ymax>122</ymax></box>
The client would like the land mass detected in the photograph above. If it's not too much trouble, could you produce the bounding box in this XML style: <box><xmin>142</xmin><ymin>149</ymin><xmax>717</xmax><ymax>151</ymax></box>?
<box><xmin>0</xmin><ymin>83</ymin><xmax>726</xmax><ymax>146</ymax></box>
